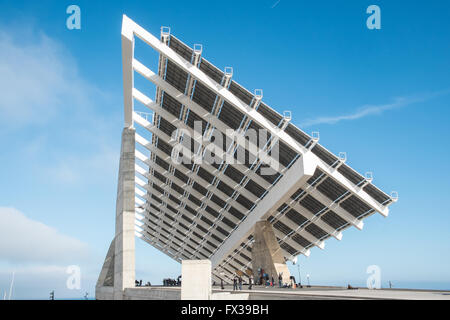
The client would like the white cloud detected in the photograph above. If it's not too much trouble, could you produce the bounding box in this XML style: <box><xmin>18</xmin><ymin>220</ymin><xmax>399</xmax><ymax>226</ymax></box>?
<box><xmin>0</xmin><ymin>26</ymin><xmax>121</xmax><ymax>299</ymax></box>
<box><xmin>0</xmin><ymin>207</ymin><xmax>90</xmax><ymax>264</ymax></box>
<box><xmin>46</xmin><ymin>145</ymin><xmax>119</xmax><ymax>184</ymax></box>
<box><xmin>0</xmin><ymin>28</ymin><xmax>121</xmax><ymax>185</ymax></box>
<box><xmin>0</xmin><ymin>31</ymin><xmax>95</xmax><ymax>126</ymax></box>
<box><xmin>300</xmin><ymin>90</ymin><xmax>450</xmax><ymax>128</ymax></box>
<box><xmin>0</xmin><ymin>207</ymin><xmax>103</xmax><ymax>299</ymax></box>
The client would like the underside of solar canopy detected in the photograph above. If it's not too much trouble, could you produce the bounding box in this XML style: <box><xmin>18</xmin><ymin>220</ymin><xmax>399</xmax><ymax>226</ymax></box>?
<box><xmin>123</xmin><ymin>15</ymin><xmax>397</xmax><ymax>283</ymax></box>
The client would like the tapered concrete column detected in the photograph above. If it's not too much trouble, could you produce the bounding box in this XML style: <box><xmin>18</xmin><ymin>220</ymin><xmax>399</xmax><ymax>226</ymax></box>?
<box><xmin>252</xmin><ymin>221</ymin><xmax>291</xmax><ymax>285</ymax></box>
<box><xmin>113</xmin><ymin>127</ymin><xmax>136</xmax><ymax>300</ymax></box>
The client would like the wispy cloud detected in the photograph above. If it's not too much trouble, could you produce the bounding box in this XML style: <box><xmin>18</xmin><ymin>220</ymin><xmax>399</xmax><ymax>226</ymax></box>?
<box><xmin>300</xmin><ymin>90</ymin><xmax>450</xmax><ymax>128</ymax></box>
<box><xmin>0</xmin><ymin>31</ymin><xmax>96</xmax><ymax>127</ymax></box>
<box><xmin>0</xmin><ymin>207</ymin><xmax>91</xmax><ymax>264</ymax></box>
<box><xmin>45</xmin><ymin>144</ymin><xmax>119</xmax><ymax>184</ymax></box>
<box><xmin>271</xmin><ymin>0</ymin><xmax>281</xmax><ymax>9</ymax></box>
<box><xmin>0</xmin><ymin>26</ymin><xmax>121</xmax><ymax>185</ymax></box>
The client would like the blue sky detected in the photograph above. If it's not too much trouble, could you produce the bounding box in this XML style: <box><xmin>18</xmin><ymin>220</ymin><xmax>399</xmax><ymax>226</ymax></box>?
<box><xmin>0</xmin><ymin>0</ymin><xmax>449</xmax><ymax>299</ymax></box>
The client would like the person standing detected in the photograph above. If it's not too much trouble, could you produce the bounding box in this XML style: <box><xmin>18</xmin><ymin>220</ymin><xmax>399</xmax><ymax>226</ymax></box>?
<box><xmin>278</xmin><ymin>273</ymin><xmax>283</xmax><ymax>288</ymax></box>
<box><xmin>248</xmin><ymin>275</ymin><xmax>253</xmax><ymax>290</ymax></box>
<box><xmin>233</xmin><ymin>277</ymin><xmax>238</xmax><ymax>291</ymax></box>
<box><xmin>238</xmin><ymin>276</ymin><xmax>243</xmax><ymax>290</ymax></box>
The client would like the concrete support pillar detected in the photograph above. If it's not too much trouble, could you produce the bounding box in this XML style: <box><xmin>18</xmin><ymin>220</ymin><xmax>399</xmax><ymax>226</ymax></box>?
<box><xmin>181</xmin><ymin>260</ymin><xmax>212</xmax><ymax>300</ymax></box>
<box><xmin>252</xmin><ymin>221</ymin><xmax>291</xmax><ymax>285</ymax></box>
<box><xmin>113</xmin><ymin>127</ymin><xmax>136</xmax><ymax>300</ymax></box>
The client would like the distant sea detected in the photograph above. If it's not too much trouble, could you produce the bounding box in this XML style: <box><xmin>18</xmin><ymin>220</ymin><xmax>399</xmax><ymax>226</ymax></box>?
<box><xmin>311</xmin><ymin>280</ymin><xmax>450</xmax><ymax>291</ymax></box>
<box><xmin>8</xmin><ymin>281</ymin><xmax>450</xmax><ymax>300</ymax></box>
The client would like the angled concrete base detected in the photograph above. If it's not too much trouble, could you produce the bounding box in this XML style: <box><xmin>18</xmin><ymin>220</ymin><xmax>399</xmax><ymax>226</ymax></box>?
<box><xmin>96</xmin><ymin>127</ymin><xmax>136</xmax><ymax>300</ymax></box>
<box><xmin>95</xmin><ymin>239</ymin><xmax>116</xmax><ymax>300</ymax></box>
<box><xmin>252</xmin><ymin>221</ymin><xmax>291</xmax><ymax>285</ymax></box>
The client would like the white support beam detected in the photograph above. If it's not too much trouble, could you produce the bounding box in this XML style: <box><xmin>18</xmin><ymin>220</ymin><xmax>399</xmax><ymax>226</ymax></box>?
<box><xmin>123</xmin><ymin>14</ymin><xmax>391</xmax><ymax>217</ymax></box>
<box><xmin>289</xmin><ymin>202</ymin><xmax>343</xmax><ymax>240</ymax></box>
<box><xmin>136</xmin><ymin>175</ymin><xmax>232</xmax><ymax>235</ymax></box>
<box><xmin>117</xmin><ymin>16</ymin><xmax>397</xmax><ymax>280</ymax></box>
<box><xmin>136</xmin><ymin>139</ymin><xmax>253</xmax><ymax>226</ymax></box>
<box><xmin>140</xmin><ymin>235</ymin><xmax>181</xmax><ymax>262</ymax></box>
<box><xmin>142</xmin><ymin>175</ymin><xmax>234</xmax><ymax>234</ymax></box>
<box><xmin>271</xmin><ymin>228</ymin><xmax>310</xmax><ymax>254</ymax></box>
<box><xmin>121</xmin><ymin>16</ymin><xmax>135</xmax><ymax>128</ymax></box>
<box><xmin>141</xmin><ymin>212</ymin><xmax>214</xmax><ymax>256</ymax></box>
<box><xmin>140</xmin><ymin>196</ymin><xmax>221</xmax><ymax>249</ymax></box>
<box><xmin>142</xmin><ymin>219</ymin><xmax>215</xmax><ymax>258</ymax></box>
<box><xmin>211</xmin><ymin>151</ymin><xmax>318</xmax><ymax>268</ymax></box>
<box><xmin>136</xmin><ymin>178</ymin><xmax>211</xmax><ymax>235</ymax></box>
<box><xmin>308</xmin><ymin>189</ymin><xmax>365</xmax><ymax>230</ymax></box>
<box><xmin>276</xmin><ymin>215</ymin><xmax>326</xmax><ymax>250</ymax></box>
<box><xmin>133</xmin><ymin>115</ymin><xmax>260</xmax><ymax>204</ymax></box>
<box><xmin>136</xmin><ymin>148</ymin><xmax>247</xmax><ymax>218</ymax></box>
<box><xmin>135</xmin><ymin>147</ymin><xmax>249</xmax><ymax>216</ymax></box>
<box><xmin>133</xmin><ymin>87</ymin><xmax>279</xmax><ymax>189</ymax></box>
<box><xmin>137</xmin><ymin>159</ymin><xmax>240</xmax><ymax>225</ymax></box>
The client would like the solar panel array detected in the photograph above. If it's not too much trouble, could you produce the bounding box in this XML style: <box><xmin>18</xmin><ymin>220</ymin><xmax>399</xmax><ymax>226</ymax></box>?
<box><xmin>130</xmin><ymin>25</ymin><xmax>396</xmax><ymax>283</ymax></box>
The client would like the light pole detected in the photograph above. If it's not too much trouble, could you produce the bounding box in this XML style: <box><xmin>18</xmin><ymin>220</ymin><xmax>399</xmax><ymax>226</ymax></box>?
<box><xmin>306</xmin><ymin>274</ymin><xmax>311</xmax><ymax>287</ymax></box>
<box><xmin>297</xmin><ymin>264</ymin><xmax>302</xmax><ymax>288</ymax></box>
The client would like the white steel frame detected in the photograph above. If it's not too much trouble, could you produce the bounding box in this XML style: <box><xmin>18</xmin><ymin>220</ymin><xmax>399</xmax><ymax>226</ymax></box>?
<box><xmin>120</xmin><ymin>15</ymin><xmax>397</xmax><ymax>282</ymax></box>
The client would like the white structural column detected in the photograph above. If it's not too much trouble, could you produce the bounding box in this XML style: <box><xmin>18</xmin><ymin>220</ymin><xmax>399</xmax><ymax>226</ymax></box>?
<box><xmin>113</xmin><ymin>127</ymin><xmax>136</xmax><ymax>299</ymax></box>
<box><xmin>96</xmin><ymin>17</ymin><xmax>136</xmax><ymax>300</ymax></box>
<box><xmin>211</xmin><ymin>152</ymin><xmax>318</xmax><ymax>269</ymax></box>
<box><xmin>122</xmin><ymin>15</ymin><xmax>135</xmax><ymax>128</ymax></box>
<box><xmin>181</xmin><ymin>260</ymin><xmax>212</xmax><ymax>300</ymax></box>
<box><xmin>109</xmin><ymin>15</ymin><xmax>137</xmax><ymax>299</ymax></box>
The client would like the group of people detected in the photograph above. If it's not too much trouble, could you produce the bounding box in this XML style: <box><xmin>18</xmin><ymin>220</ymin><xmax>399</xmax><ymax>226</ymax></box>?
<box><xmin>135</xmin><ymin>276</ymin><xmax>182</xmax><ymax>287</ymax></box>
<box><xmin>256</xmin><ymin>268</ymin><xmax>292</xmax><ymax>288</ymax></box>
<box><xmin>134</xmin><ymin>280</ymin><xmax>151</xmax><ymax>287</ymax></box>
<box><xmin>229</xmin><ymin>271</ymin><xmax>299</xmax><ymax>290</ymax></box>
<box><xmin>232</xmin><ymin>275</ymin><xmax>253</xmax><ymax>291</ymax></box>
<box><xmin>163</xmin><ymin>275</ymin><xmax>182</xmax><ymax>286</ymax></box>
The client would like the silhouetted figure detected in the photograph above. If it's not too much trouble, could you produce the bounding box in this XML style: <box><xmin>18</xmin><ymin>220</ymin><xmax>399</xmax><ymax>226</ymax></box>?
<box><xmin>233</xmin><ymin>277</ymin><xmax>238</xmax><ymax>291</ymax></box>
<box><xmin>278</xmin><ymin>273</ymin><xmax>283</xmax><ymax>288</ymax></box>
<box><xmin>248</xmin><ymin>276</ymin><xmax>253</xmax><ymax>290</ymax></box>
<box><xmin>258</xmin><ymin>268</ymin><xmax>264</xmax><ymax>285</ymax></box>
<box><xmin>221</xmin><ymin>279</ymin><xmax>224</xmax><ymax>290</ymax></box>
<box><xmin>238</xmin><ymin>276</ymin><xmax>243</xmax><ymax>290</ymax></box>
